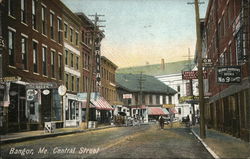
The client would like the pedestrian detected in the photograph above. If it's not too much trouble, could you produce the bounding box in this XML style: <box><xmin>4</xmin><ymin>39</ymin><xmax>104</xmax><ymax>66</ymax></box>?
<box><xmin>186</xmin><ymin>115</ymin><xmax>190</xmax><ymax>127</ymax></box>
<box><xmin>159</xmin><ymin>116</ymin><xmax>164</xmax><ymax>129</ymax></box>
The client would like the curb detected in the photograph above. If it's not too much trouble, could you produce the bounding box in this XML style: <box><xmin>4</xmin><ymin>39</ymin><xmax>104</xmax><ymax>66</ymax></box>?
<box><xmin>191</xmin><ymin>129</ymin><xmax>220</xmax><ymax>159</ymax></box>
<box><xmin>0</xmin><ymin>125</ymin><xmax>115</xmax><ymax>145</ymax></box>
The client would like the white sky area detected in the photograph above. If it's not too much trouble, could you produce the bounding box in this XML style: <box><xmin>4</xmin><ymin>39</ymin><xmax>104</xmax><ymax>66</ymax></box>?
<box><xmin>62</xmin><ymin>0</ymin><xmax>208</xmax><ymax>68</ymax></box>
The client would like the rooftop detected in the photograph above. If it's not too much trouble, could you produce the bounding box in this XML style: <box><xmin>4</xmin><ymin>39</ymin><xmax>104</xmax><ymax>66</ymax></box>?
<box><xmin>116</xmin><ymin>73</ymin><xmax>177</xmax><ymax>95</ymax></box>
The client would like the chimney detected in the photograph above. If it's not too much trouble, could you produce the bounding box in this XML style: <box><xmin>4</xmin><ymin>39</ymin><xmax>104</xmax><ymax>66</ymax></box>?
<box><xmin>161</xmin><ymin>59</ymin><xmax>165</xmax><ymax>70</ymax></box>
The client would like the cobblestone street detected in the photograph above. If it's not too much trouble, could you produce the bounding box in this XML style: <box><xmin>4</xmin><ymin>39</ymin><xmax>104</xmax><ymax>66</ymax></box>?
<box><xmin>1</xmin><ymin>124</ymin><xmax>213</xmax><ymax>159</ymax></box>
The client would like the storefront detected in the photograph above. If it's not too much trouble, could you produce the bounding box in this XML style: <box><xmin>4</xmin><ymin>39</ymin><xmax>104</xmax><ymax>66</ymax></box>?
<box><xmin>64</xmin><ymin>93</ymin><xmax>81</xmax><ymax>127</ymax></box>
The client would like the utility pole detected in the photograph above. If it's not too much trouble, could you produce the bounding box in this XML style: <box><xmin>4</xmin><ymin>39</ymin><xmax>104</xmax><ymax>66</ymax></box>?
<box><xmin>85</xmin><ymin>13</ymin><xmax>105</xmax><ymax>129</ymax></box>
<box><xmin>188</xmin><ymin>0</ymin><xmax>206</xmax><ymax>138</ymax></box>
<box><xmin>187</xmin><ymin>48</ymin><xmax>196</xmax><ymax>126</ymax></box>
<box><xmin>138</xmin><ymin>72</ymin><xmax>145</xmax><ymax>117</ymax></box>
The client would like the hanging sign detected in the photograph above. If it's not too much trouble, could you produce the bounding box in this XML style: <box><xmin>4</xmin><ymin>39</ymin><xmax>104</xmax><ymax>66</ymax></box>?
<box><xmin>217</xmin><ymin>66</ymin><xmax>241</xmax><ymax>84</ymax></box>
<box><xmin>58</xmin><ymin>85</ymin><xmax>67</xmax><ymax>96</ymax></box>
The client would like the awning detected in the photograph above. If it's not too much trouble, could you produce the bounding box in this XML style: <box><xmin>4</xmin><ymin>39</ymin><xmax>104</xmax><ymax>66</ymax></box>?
<box><xmin>92</xmin><ymin>97</ymin><xmax>114</xmax><ymax>111</ymax></box>
<box><xmin>148</xmin><ymin>107</ymin><xmax>168</xmax><ymax>116</ymax></box>
<box><xmin>162</xmin><ymin>108</ymin><xmax>170</xmax><ymax>115</ymax></box>
<box><xmin>169</xmin><ymin>108</ymin><xmax>178</xmax><ymax>114</ymax></box>
<box><xmin>80</xmin><ymin>95</ymin><xmax>114</xmax><ymax>111</ymax></box>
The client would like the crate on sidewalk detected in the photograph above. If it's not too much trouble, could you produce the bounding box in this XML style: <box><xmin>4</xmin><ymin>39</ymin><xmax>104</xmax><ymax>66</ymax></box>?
<box><xmin>44</xmin><ymin>122</ymin><xmax>56</xmax><ymax>133</ymax></box>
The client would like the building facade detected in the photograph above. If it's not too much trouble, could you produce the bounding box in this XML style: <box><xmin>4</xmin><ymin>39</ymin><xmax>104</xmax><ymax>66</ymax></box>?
<box><xmin>116</xmin><ymin>73</ymin><xmax>177</xmax><ymax>123</ymax></box>
<box><xmin>0</xmin><ymin>0</ymin><xmax>65</xmax><ymax>133</ymax></box>
<box><xmin>203</xmin><ymin>0</ymin><xmax>250</xmax><ymax>142</ymax></box>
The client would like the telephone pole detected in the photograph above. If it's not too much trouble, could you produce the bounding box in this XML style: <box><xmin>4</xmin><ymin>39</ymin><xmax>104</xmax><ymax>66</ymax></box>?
<box><xmin>85</xmin><ymin>13</ymin><xmax>105</xmax><ymax>129</ymax></box>
<box><xmin>188</xmin><ymin>0</ymin><xmax>206</xmax><ymax>138</ymax></box>
<box><xmin>138</xmin><ymin>72</ymin><xmax>145</xmax><ymax>116</ymax></box>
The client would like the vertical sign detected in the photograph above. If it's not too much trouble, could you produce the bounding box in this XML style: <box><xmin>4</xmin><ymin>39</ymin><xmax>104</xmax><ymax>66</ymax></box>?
<box><xmin>95</xmin><ymin>37</ymin><xmax>101</xmax><ymax>89</ymax></box>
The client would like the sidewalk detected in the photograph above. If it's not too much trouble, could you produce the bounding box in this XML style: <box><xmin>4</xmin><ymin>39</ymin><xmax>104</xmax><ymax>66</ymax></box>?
<box><xmin>192</xmin><ymin>127</ymin><xmax>250</xmax><ymax>159</ymax></box>
<box><xmin>0</xmin><ymin>125</ymin><xmax>114</xmax><ymax>144</ymax></box>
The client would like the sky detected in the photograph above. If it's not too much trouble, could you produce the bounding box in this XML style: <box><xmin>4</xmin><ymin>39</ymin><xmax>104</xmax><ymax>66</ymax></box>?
<box><xmin>61</xmin><ymin>0</ymin><xmax>208</xmax><ymax>68</ymax></box>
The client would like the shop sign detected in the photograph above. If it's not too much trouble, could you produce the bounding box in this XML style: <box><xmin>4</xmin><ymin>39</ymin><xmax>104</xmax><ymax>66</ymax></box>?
<box><xmin>217</xmin><ymin>66</ymin><xmax>241</xmax><ymax>84</ymax></box>
<box><xmin>163</xmin><ymin>104</ymin><xmax>175</xmax><ymax>108</ymax></box>
<box><xmin>77</xmin><ymin>92</ymin><xmax>100</xmax><ymax>101</ymax></box>
<box><xmin>26</xmin><ymin>89</ymin><xmax>35</xmax><ymax>101</ymax></box>
<box><xmin>58</xmin><ymin>85</ymin><xmax>67</xmax><ymax>96</ymax></box>
<box><xmin>123</xmin><ymin>94</ymin><xmax>132</xmax><ymax>99</ymax></box>
<box><xmin>182</xmin><ymin>71</ymin><xmax>207</xmax><ymax>80</ymax></box>
<box><xmin>202</xmin><ymin>58</ymin><xmax>213</xmax><ymax>67</ymax></box>
<box><xmin>0</xmin><ymin>37</ymin><xmax>5</xmax><ymax>48</ymax></box>
<box><xmin>26</xmin><ymin>82</ymin><xmax>57</xmax><ymax>89</ymax></box>
<box><xmin>42</xmin><ymin>89</ymin><xmax>50</xmax><ymax>95</ymax></box>
<box><xmin>0</xmin><ymin>76</ymin><xmax>21</xmax><ymax>82</ymax></box>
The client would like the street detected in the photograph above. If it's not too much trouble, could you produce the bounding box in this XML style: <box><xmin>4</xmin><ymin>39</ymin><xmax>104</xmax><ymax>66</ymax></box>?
<box><xmin>0</xmin><ymin>124</ymin><xmax>213</xmax><ymax>159</ymax></box>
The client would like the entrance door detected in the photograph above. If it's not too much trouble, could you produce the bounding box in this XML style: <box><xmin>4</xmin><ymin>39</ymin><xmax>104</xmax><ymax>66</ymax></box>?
<box><xmin>41</xmin><ymin>93</ymin><xmax>52</xmax><ymax>122</ymax></box>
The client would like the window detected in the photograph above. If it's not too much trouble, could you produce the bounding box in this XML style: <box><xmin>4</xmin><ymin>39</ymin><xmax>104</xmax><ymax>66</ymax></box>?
<box><xmin>168</xmin><ymin>96</ymin><xmax>172</xmax><ymax>104</ymax></box>
<box><xmin>70</xmin><ymin>28</ymin><xmax>73</xmax><ymax>42</ymax></box>
<box><xmin>58</xmin><ymin>18</ymin><xmax>62</xmax><ymax>44</ymax></box>
<box><xmin>33</xmin><ymin>41</ymin><xmax>38</xmax><ymax>73</ymax></box>
<box><xmin>21</xmin><ymin>36</ymin><xmax>28</xmax><ymax>70</ymax></box>
<box><xmin>71</xmin><ymin>76</ymin><xmax>74</xmax><ymax>91</ymax></box>
<box><xmin>178</xmin><ymin>108</ymin><xmax>181</xmax><ymax>114</ymax></box>
<box><xmin>70</xmin><ymin>53</ymin><xmax>74</xmax><ymax>67</ymax></box>
<box><xmin>76</xmin><ymin>78</ymin><xmax>79</xmax><ymax>92</ymax></box>
<box><xmin>163</xmin><ymin>96</ymin><xmax>166</xmax><ymax>104</ymax></box>
<box><xmin>32</xmin><ymin>0</ymin><xmax>37</xmax><ymax>30</ymax></box>
<box><xmin>76</xmin><ymin>56</ymin><xmax>79</xmax><ymax>70</ymax></box>
<box><xmin>50</xmin><ymin>12</ymin><xmax>54</xmax><ymax>39</ymax></box>
<box><xmin>236</xmin><ymin>29</ymin><xmax>246</xmax><ymax>64</ymax></box>
<box><xmin>42</xmin><ymin>46</ymin><xmax>47</xmax><ymax>76</ymax></box>
<box><xmin>65</xmin><ymin>74</ymin><xmax>69</xmax><ymax>89</ymax></box>
<box><xmin>58</xmin><ymin>54</ymin><xmax>63</xmax><ymax>80</ymax></box>
<box><xmin>65</xmin><ymin>50</ymin><xmax>68</xmax><ymax>65</ymax></box>
<box><xmin>178</xmin><ymin>94</ymin><xmax>181</xmax><ymax>100</ymax></box>
<box><xmin>64</xmin><ymin>23</ymin><xmax>68</xmax><ymax>39</ymax></box>
<box><xmin>41</xmin><ymin>6</ymin><xmax>46</xmax><ymax>35</ymax></box>
<box><xmin>21</xmin><ymin>0</ymin><xmax>27</xmax><ymax>23</ymax></box>
<box><xmin>156</xmin><ymin>95</ymin><xmax>160</xmax><ymax>104</ymax></box>
<box><xmin>8</xmin><ymin>30</ymin><xmax>15</xmax><ymax>66</ymax></box>
<box><xmin>51</xmin><ymin>50</ymin><xmax>55</xmax><ymax>78</ymax></box>
<box><xmin>8</xmin><ymin>0</ymin><xmax>14</xmax><ymax>17</ymax></box>
<box><xmin>177</xmin><ymin>85</ymin><xmax>180</xmax><ymax>92</ymax></box>
<box><xmin>75</xmin><ymin>32</ymin><xmax>78</xmax><ymax>45</ymax></box>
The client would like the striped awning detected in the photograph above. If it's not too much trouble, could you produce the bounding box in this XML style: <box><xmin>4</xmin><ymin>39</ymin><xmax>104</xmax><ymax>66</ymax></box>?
<box><xmin>81</xmin><ymin>96</ymin><xmax>114</xmax><ymax>110</ymax></box>
<box><xmin>92</xmin><ymin>97</ymin><xmax>114</xmax><ymax>111</ymax></box>
<box><xmin>148</xmin><ymin>107</ymin><xmax>168</xmax><ymax>116</ymax></box>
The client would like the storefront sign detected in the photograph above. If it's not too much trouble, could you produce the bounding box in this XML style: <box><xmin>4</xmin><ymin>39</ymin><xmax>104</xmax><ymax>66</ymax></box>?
<box><xmin>217</xmin><ymin>66</ymin><xmax>242</xmax><ymax>84</ymax></box>
<box><xmin>58</xmin><ymin>85</ymin><xmax>67</xmax><ymax>96</ymax></box>
<box><xmin>26</xmin><ymin>82</ymin><xmax>58</xmax><ymax>89</ymax></box>
<box><xmin>123</xmin><ymin>94</ymin><xmax>132</xmax><ymax>99</ymax></box>
<box><xmin>202</xmin><ymin>58</ymin><xmax>213</xmax><ymax>67</ymax></box>
<box><xmin>77</xmin><ymin>92</ymin><xmax>99</xmax><ymax>101</ymax></box>
<box><xmin>0</xmin><ymin>37</ymin><xmax>5</xmax><ymax>48</ymax></box>
<box><xmin>0</xmin><ymin>76</ymin><xmax>21</xmax><ymax>82</ymax></box>
<box><xmin>182</xmin><ymin>71</ymin><xmax>207</xmax><ymax>80</ymax></box>
<box><xmin>163</xmin><ymin>104</ymin><xmax>175</xmax><ymax>108</ymax></box>
<box><xmin>26</xmin><ymin>89</ymin><xmax>35</xmax><ymax>101</ymax></box>
<box><xmin>42</xmin><ymin>89</ymin><xmax>50</xmax><ymax>95</ymax></box>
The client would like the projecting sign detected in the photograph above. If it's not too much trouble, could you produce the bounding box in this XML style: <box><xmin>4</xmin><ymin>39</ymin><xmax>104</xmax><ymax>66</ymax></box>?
<box><xmin>123</xmin><ymin>94</ymin><xmax>132</xmax><ymax>99</ymax></box>
<box><xmin>0</xmin><ymin>76</ymin><xmax>21</xmax><ymax>82</ymax></box>
<box><xmin>202</xmin><ymin>58</ymin><xmax>213</xmax><ymax>67</ymax></box>
<box><xmin>26</xmin><ymin>89</ymin><xmax>35</xmax><ymax>101</ymax></box>
<box><xmin>217</xmin><ymin>66</ymin><xmax>242</xmax><ymax>84</ymax></box>
<box><xmin>58</xmin><ymin>85</ymin><xmax>67</xmax><ymax>96</ymax></box>
<box><xmin>182</xmin><ymin>71</ymin><xmax>207</xmax><ymax>80</ymax></box>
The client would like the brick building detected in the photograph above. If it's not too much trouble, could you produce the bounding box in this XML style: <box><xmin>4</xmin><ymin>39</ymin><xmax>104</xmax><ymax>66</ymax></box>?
<box><xmin>61</xmin><ymin>3</ymin><xmax>82</xmax><ymax>127</ymax></box>
<box><xmin>203</xmin><ymin>0</ymin><xmax>250</xmax><ymax>141</ymax></box>
<box><xmin>100</xmin><ymin>56</ymin><xmax>117</xmax><ymax>105</ymax></box>
<box><xmin>0</xmin><ymin>0</ymin><xmax>64</xmax><ymax>133</ymax></box>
